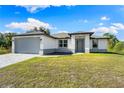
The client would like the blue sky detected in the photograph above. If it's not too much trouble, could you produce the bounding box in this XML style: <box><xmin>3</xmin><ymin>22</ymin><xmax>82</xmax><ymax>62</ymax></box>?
<box><xmin>0</xmin><ymin>5</ymin><xmax>124</xmax><ymax>40</ymax></box>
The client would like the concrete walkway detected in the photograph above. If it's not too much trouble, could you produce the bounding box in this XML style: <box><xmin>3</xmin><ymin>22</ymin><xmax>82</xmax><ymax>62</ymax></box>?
<box><xmin>0</xmin><ymin>53</ymin><xmax>39</xmax><ymax>68</ymax></box>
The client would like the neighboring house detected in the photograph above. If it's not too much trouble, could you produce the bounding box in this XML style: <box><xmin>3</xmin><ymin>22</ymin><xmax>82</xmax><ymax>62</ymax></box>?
<box><xmin>12</xmin><ymin>31</ymin><xmax>109</xmax><ymax>55</ymax></box>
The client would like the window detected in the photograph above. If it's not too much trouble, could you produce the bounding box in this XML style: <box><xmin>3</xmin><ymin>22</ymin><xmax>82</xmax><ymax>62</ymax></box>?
<box><xmin>59</xmin><ymin>40</ymin><xmax>68</xmax><ymax>48</ymax></box>
<box><xmin>92</xmin><ymin>39</ymin><xmax>98</xmax><ymax>48</ymax></box>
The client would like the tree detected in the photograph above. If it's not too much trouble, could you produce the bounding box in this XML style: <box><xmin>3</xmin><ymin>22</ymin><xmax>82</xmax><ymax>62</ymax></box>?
<box><xmin>0</xmin><ymin>33</ymin><xmax>16</xmax><ymax>49</ymax></box>
<box><xmin>37</xmin><ymin>27</ymin><xmax>50</xmax><ymax>35</ymax></box>
<box><xmin>39</xmin><ymin>27</ymin><xmax>45</xmax><ymax>32</ymax></box>
<box><xmin>103</xmin><ymin>33</ymin><xmax>119</xmax><ymax>49</ymax></box>
<box><xmin>0</xmin><ymin>33</ymin><xmax>6</xmax><ymax>47</ymax></box>
<box><xmin>33</xmin><ymin>27</ymin><xmax>38</xmax><ymax>31</ymax></box>
<box><xmin>113</xmin><ymin>42</ymin><xmax>124</xmax><ymax>54</ymax></box>
<box><xmin>27</xmin><ymin>27</ymin><xmax>38</xmax><ymax>33</ymax></box>
<box><xmin>44</xmin><ymin>29</ymin><xmax>50</xmax><ymax>35</ymax></box>
<box><xmin>4</xmin><ymin>33</ymin><xmax>16</xmax><ymax>48</ymax></box>
<box><xmin>26</xmin><ymin>27</ymin><xmax>50</xmax><ymax>35</ymax></box>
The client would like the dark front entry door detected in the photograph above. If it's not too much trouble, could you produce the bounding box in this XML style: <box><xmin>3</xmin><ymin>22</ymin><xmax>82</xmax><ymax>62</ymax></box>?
<box><xmin>75</xmin><ymin>39</ymin><xmax>85</xmax><ymax>52</ymax></box>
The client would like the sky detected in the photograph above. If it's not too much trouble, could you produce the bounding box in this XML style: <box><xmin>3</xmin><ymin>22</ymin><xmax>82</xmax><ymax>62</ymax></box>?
<box><xmin>0</xmin><ymin>5</ymin><xmax>124</xmax><ymax>40</ymax></box>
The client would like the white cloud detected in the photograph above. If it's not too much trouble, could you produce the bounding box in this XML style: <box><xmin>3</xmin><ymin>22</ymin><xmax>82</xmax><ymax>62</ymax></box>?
<box><xmin>0</xmin><ymin>30</ymin><xmax>14</xmax><ymax>33</ymax></box>
<box><xmin>18</xmin><ymin>5</ymin><xmax>74</xmax><ymax>13</ymax></box>
<box><xmin>57</xmin><ymin>30</ymin><xmax>68</xmax><ymax>33</ymax></box>
<box><xmin>98</xmin><ymin>23</ymin><xmax>104</xmax><ymax>26</ymax></box>
<box><xmin>101</xmin><ymin>16</ymin><xmax>110</xmax><ymax>21</ymax></box>
<box><xmin>112</xmin><ymin>23</ymin><xmax>124</xmax><ymax>29</ymax></box>
<box><xmin>91</xmin><ymin>22</ymin><xmax>124</xmax><ymax>34</ymax></box>
<box><xmin>6</xmin><ymin>18</ymin><xmax>55</xmax><ymax>31</ymax></box>
<box><xmin>19</xmin><ymin>5</ymin><xmax>50</xmax><ymax>13</ymax></box>
<box><xmin>91</xmin><ymin>26</ymin><xmax>118</xmax><ymax>34</ymax></box>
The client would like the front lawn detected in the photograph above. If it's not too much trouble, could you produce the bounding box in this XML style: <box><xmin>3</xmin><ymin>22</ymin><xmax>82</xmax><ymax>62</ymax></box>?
<box><xmin>0</xmin><ymin>53</ymin><xmax>124</xmax><ymax>88</ymax></box>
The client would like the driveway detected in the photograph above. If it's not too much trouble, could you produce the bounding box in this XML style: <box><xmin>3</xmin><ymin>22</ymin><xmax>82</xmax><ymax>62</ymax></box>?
<box><xmin>0</xmin><ymin>53</ymin><xmax>39</xmax><ymax>68</ymax></box>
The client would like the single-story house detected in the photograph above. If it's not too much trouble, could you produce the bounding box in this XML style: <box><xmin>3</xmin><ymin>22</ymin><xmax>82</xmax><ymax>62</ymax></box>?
<box><xmin>12</xmin><ymin>31</ymin><xmax>109</xmax><ymax>55</ymax></box>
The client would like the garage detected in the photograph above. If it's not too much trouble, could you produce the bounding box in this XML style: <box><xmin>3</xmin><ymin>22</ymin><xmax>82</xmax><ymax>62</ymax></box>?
<box><xmin>15</xmin><ymin>37</ymin><xmax>40</xmax><ymax>54</ymax></box>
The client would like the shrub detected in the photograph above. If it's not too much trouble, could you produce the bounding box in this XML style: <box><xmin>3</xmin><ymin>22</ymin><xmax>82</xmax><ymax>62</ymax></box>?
<box><xmin>113</xmin><ymin>42</ymin><xmax>124</xmax><ymax>54</ymax></box>
<box><xmin>0</xmin><ymin>47</ymin><xmax>10</xmax><ymax>54</ymax></box>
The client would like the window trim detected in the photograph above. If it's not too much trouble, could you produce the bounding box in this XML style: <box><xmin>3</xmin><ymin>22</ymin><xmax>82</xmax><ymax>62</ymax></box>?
<box><xmin>58</xmin><ymin>39</ymin><xmax>68</xmax><ymax>48</ymax></box>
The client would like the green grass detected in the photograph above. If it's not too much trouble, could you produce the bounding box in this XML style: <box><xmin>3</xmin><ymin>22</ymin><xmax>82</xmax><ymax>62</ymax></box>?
<box><xmin>0</xmin><ymin>53</ymin><xmax>124</xmax><ymax>88</ymax></box>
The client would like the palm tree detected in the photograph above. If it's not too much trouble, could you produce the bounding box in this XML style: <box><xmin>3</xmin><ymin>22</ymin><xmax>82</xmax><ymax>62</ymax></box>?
<box><xmin>103</xmin><ymin>33</ymin><xmax>119</xmax><ymax>49</ymax></box>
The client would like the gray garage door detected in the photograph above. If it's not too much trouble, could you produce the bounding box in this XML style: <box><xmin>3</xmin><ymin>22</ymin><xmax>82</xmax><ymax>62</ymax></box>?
<box><xmin>15</xmin><ymin>37</ymin><xmax>40</xmax><ymax>54</ymax></box>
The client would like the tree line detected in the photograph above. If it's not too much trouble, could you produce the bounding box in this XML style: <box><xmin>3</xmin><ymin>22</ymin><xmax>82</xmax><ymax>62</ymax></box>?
<box><xmin>0</xmin><ymin>33</ymin><xmax>16</xmax><ymax>49</ymax></box>
<box><xmin>104</xmin><ymin>33</ymin><xmax>124</xmax><ymax>54</ymax></box>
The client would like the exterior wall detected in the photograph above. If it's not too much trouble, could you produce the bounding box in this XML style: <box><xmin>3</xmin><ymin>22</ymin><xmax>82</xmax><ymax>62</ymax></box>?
<box><xmin>90</xmin><ymin>39</ymin><xmax>108</xmax><ymax>52</ymax></box>
<box><xmin>12</xmin><ymin>37</ymin><xmax>15</xmax><ymax>53</ymax></box>
<box><xmin>98</xmin><ymin>39</ymin><xmax>108</xmax><ymax>49</ymax></box>
<box><xmin>39</xmin><ymin>36</ymin><xmax>43</xmax><ymax>55</ymax></box>
<box><xmin>84</xmin><ymin>34</ymin><xmax>90</xmax><ymax>53</ymax></box>
<box><xmin>42</xmin><ymin>35</ymin><xmax>57</xmax><ymax>54</ymax></box>
<box><xmin>70</xmin><ymin>35</ymin><xmax>76</xmax><ymax>53</ymax></box>
<box><xmin>42</xmin><ymin>36</ymin><xmax>57</xmax><ymax>49</ymax></box>
<box><xmin>55</xmin><ymin>39</ymin><xmax>72</xmax><ymax>53</ymax></box>
<box><xmin>42</xmin><ymin>37</ymin><xmax>73</xmax><ymax>54</ymax></box>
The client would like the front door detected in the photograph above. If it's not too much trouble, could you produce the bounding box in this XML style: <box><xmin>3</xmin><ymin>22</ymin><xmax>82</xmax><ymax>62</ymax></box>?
<box><xmin>75</xmin><ymin>39</ymin><xmax>85</xmax><ymax>52</ymax></box>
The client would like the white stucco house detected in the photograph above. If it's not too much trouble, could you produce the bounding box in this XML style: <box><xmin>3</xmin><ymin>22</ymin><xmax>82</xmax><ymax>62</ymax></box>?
<box><xmin>12</xmin><ymin>31</ymin><xmax>109</xmax><ymax>55</ymax></box>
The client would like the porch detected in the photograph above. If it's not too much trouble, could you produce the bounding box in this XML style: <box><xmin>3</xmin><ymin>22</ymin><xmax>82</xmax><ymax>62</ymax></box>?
<box><xmin>70</xmin><ymin>34</ymin><xmax>90</xmax><ymax>53</ymax></box>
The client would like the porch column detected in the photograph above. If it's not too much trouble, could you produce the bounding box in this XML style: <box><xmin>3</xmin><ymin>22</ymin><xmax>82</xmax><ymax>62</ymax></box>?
<box><xmin>71</xmin><ymin>35</ymin><xmax>75</xmax><ymax>53</ymax></box>
<box><xmin>39</xmin><ymin>37</ymin><xmax>43</xmax><ymax>55</ymax></box>
<box><xmin>85</xmin><ymin>34</ymin><xmax>90</xmax><ymax>53</ymax></box>
<box><xmin>12</xmin><ymin>37</ymin><xmax>15</xmax><ymax>53</ymax></box>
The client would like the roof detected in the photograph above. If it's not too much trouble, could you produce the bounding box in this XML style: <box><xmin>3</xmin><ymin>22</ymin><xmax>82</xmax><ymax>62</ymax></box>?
<box><xmin>91</xmin><ymin>36</ymin><xmax>110</xmax><ymax>39</ymax></box>
<box><xmin>52</xmin><ymin>32</ymin><xmax>94</xmax><ymax>39</ymax></box>
<box><xmin>69</xmin><ymin>31</ymin><xmax>94</xmax><ymax>35</ymax></box>
<box><xmin>14</xmin><ymin>31</ymin><xmax>56</xmax><ymax>39</ymax></box>
<box><xmin>52</xmin><ymin>33</ymin><xmax>70</xmax><ymax>39</ymax></box>
<box><xmin>14</xmin><ymin>31</ymin><xmax>96</xmax><ymax>39</ymax></box>
<box><xmin>14</xmin><ymin>32</ymin><xmax>44</xmax><ymax>36</ymax></box>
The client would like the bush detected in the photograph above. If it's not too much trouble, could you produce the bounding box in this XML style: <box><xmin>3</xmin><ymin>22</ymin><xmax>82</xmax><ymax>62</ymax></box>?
<box><xmin>113</xmin><ymin>42</ymin><xmax>124</xmax><ymax>54</ymax></box>
<box><xmin>0</xmin><ymin>47</ymin><xmax>10</xmax><ymax>54</ymax></box>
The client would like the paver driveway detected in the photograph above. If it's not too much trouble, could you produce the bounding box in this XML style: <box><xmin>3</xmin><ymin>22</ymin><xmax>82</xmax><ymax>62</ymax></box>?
<box><xmin>0</xmin><ymin>53</ymin><xmax>39</xmax><ymax>68</ymax></box>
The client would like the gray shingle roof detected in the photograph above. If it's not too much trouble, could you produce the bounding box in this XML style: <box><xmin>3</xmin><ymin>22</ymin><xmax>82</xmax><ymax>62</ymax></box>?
<box><xmin>14</xmin><ymin>31</ymin><xmax>109</xmax><ymax>39</ymax></box>
<box><xmin>52</xmin><ymin>32</ymin><xmax>94</xmax><ymax>39</ymax></box>
<box><xmin>52</xmin><ymin>33</ymin><xmax>70</xmax><ymax>39</ymax></box>
<box><xmin>91</xmin><ymin>35</ymin><xmax>110</xmax><ymax>39</ymax></box>
<box><xmin>14</xmin><ymin>31</ymin><xmax>56</xmax><ymax>39</ymax></box>
<box><xmin>69</xmin><ymin>31</ymin><xmax>94</xmax><ymax>35</ymax></box>
<box><xmin>14</xmin><ymin>31</ymin><xmax>44</xmax><ymax>36</ymax></box>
